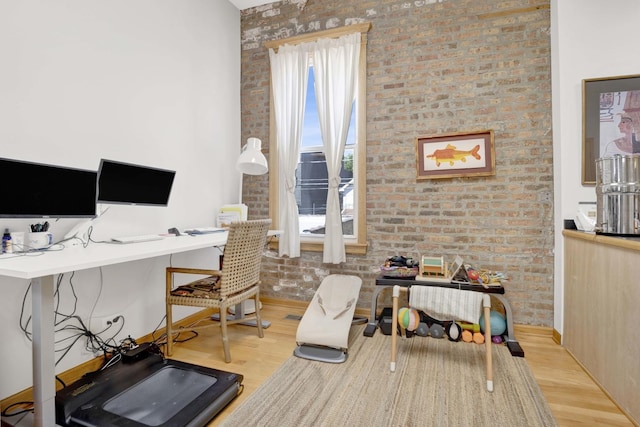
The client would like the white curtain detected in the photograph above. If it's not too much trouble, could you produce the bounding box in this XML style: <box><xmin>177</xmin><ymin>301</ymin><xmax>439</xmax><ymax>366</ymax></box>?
<box><xmin>269</xmin><ymin>43</ymin><xmax>310</xmax><ymax>258</ymax></box>
<box><xmin>313</xmin><ymin>33</ymin><xmax>361</xmax><ymax>264</ymax></box>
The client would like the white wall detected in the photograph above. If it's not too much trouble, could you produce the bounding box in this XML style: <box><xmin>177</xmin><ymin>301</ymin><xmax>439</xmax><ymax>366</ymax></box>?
<box><xmin>0</xmin><ymin>1</ymin><xmax>241</xmax><ymax>398</ymax></box>
<box><xmin>551</xmin><ymin>0</ymin><xmax>640</xmax><ymax>334</ymax></box>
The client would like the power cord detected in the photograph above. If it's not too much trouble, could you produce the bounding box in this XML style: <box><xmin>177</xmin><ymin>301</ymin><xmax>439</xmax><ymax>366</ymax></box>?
<box><xmin>1</xmin><ymin>400</ymin><xmax>34</xmax><ymax>419</ymax></box>
<box><xmin>14</xmin><ymin>272</ymin><xmax>140</xmax><ymax>417</ymax></box>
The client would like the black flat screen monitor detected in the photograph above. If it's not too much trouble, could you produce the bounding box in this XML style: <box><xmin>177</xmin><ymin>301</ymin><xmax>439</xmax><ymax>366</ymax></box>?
<box><xmin>97</xmin><ymin>159</ymin><xmax>176</xmax><ymax>206</ymax></box>
<box><xmin>0</xmin><ymin>158</ymin><xmax>97</xmax><ymax>218</ymax></box>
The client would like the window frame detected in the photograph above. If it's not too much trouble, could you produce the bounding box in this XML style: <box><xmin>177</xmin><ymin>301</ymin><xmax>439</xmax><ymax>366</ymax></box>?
<box><xmin>265</xmin><ymin>23</ymin><xmax>370</xmax><ymax>255</ymax></box>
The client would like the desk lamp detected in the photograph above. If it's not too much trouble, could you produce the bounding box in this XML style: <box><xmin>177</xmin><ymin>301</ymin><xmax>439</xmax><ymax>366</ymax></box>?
<box><xmin>233</xmin><ymin>137</ymin><xmax>269</xmax><ymax>324</ymax></box>
<box><xmin>236</xmin><ymin>137</ymin><xmax>268</xmax><ymax>205</ymax></box>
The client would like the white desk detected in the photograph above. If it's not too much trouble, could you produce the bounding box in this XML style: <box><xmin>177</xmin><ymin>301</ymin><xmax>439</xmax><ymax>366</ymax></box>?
<box><xmin>0</xmin><ymin>233</ymin><xmax>228</xmax><ymax>427</ymax></box>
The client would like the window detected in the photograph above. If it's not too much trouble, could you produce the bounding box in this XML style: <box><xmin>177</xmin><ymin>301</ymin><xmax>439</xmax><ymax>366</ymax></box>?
<box><xmin>266</xmin><ymin>24</ymin><xmax>369</xmax><ymax>255</ymax></box>
<box><xmin>298</xmin><ymin>66</ymin><xmax>356</xmax><ymax>235</ymax></box>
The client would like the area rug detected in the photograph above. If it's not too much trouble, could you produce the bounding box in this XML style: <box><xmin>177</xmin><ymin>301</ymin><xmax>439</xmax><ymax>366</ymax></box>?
<box><xmin>220</xmin><ymin>325</ymin><xmax>557</xmax><ymax>426</ymax></box>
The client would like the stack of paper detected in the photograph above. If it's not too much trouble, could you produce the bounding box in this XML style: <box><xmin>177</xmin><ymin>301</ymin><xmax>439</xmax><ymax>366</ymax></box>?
<box><xmin>217</xmin><ymin>204</ymin><xmax>248</xmax><ymax>228</ymax></box>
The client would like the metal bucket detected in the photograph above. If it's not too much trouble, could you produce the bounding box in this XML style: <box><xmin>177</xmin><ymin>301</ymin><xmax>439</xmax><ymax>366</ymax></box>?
<box><xmin>595</xmin><ymin>154</ymin><xmax>640</xmax><ymax>236</ymax></box>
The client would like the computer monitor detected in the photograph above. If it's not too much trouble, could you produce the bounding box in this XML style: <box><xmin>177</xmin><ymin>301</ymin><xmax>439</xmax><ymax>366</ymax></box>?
<box><xmin>97</xmin><ymin>159</ymin><xmax>176</xmax><ymax>206</ymax></box>
<box><xmin>0</xmin><ymin>157</ymin><xmax>97</xmax><ymax>218</ymax></box>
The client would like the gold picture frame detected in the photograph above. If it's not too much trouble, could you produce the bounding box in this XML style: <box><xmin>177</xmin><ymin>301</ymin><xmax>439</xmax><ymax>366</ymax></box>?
<box><xmin>416</xmin><ymin>130</ymin><xmax>495</xmax><ymax>180</ymax></box>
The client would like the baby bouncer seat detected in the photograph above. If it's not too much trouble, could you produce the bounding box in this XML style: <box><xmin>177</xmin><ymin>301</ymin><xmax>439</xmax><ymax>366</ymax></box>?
<box><xmin>294</xmin><ymin>274</ymin><xmax>363</xmax><ymax>363</ymax></box>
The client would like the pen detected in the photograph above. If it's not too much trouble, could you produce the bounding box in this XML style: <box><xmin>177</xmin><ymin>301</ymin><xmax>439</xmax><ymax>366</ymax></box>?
<box><xmin>30</xmin><ymin>223</ymin><xmax>49</xmax><ymax>232</ymax></box>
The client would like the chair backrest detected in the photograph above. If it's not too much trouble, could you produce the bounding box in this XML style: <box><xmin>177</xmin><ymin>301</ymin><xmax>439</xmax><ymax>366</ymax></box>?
<box><xmin>219</xmin><ymin>219</ymin><xmax>272</xmax><ymax>297</ymax></box>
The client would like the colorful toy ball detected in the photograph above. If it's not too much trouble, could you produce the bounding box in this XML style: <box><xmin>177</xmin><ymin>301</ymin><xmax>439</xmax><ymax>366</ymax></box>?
<box><xmin>479</xmin><ymin>310</ymin><xmax>507</xmax><ymax>337</ymax></box>
<box><xmin>492</xmin><ymin>335</ymin><xmax>503</xmax><ymax>344</ymax></box>
<box><xmin>445</xmin><ymin>322</ymin><xmax>462</xmax><ymax>341</ymax></box>
<box><xmin>397</xmin><ymin>307</ymin><xmax>421</xmax><ymax>331</ymax></box>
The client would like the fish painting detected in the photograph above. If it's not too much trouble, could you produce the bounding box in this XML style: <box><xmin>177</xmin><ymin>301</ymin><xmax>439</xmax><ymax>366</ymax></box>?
<box><xmin>425</xmin><ymin>144</ymin><xmax>481</xmax><ymax>167</ymax></box>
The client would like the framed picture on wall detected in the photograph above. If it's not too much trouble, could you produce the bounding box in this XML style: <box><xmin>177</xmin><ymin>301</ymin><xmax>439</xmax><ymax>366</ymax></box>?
<box><xmin>582</xmin><ymin>74</ymin><xmax>640</xmax><ymax>185</ymax></box>
<box><xmin>415</xmin><ymin>130</ymin><xmax>495</xmax><ymax>180</ymax></box>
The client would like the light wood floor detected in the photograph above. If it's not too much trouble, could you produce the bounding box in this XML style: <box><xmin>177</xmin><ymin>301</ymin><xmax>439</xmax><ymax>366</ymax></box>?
<box><xmin>164</xmin><ymin>300</ymin><xmax>635</xmax><ymax>427</ymax></box>
<box><xmin>1</xmin><ymin>300</ymin><xmax>635</xmax><ymax>426</ymax></box>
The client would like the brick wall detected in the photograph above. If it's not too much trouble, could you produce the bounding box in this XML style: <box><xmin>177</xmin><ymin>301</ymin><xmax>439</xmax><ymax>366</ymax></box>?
<box><xmin>240</xmin><ymin>0</ymin><xmax>553</xmax><ymax>327</ymax></box>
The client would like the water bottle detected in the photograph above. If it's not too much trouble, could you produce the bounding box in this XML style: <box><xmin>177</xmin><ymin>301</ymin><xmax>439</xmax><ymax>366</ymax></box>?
<box><xmin>2</xmin><ymin>228</ymin><xmax>12</xmax><ymax>254</ymax></box>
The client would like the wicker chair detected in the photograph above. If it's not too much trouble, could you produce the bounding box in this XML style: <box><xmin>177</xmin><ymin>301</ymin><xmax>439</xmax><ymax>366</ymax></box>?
<box><xmin>165</xmin><ymin>219</ymin><xmax>271</xmax><ymax>362</ymax></box>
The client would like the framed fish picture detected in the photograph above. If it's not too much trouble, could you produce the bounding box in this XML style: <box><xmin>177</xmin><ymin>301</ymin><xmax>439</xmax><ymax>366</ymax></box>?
<box><xmin>415</xmin><ymin>130</ymin><xmax>495</xmax><ymax>180</ymax></box>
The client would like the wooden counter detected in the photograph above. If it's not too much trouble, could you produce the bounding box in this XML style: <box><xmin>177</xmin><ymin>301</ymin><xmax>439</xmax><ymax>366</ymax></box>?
<box><xmin>563</xmin><ymin>230</ymin><xmax>639</xmax><ymax>425</ymax></box>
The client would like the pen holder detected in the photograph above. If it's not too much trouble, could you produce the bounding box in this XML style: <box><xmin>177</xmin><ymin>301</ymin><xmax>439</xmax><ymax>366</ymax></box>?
<box><xmin>27</xmin><ymin>232</ymin><xmax>53</xmax><ymax>250</ymax></box>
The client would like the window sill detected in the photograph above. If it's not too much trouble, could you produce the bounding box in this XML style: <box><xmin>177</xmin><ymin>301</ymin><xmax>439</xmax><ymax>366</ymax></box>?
<box><xmin>268</xmin><ymin>239</ymin><xmax>368</xmax><ymax>255</ymax></box>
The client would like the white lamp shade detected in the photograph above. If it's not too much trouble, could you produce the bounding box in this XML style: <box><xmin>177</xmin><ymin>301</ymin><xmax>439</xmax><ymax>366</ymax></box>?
<box><xmin>236</xmin><ymin>137</ymin><xmax>268</xmax><ymax>176</ymax></box>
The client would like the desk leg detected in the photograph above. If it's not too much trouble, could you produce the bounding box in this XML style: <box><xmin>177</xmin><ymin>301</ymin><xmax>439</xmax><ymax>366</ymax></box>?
<box><xmin>32</xmin><ymin>275</ymin><xmax>56</xmax><ymax>427</ymax></box>
<box><xmin>492</xmin><ymin>294</ymin><xmax>524</xmax><ymax>357</ymax></box>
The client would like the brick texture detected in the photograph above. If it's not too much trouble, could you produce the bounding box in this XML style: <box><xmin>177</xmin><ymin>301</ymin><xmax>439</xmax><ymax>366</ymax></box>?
<box><xmin>240</xmin><ymin>0</ymin><xmax>553</xmax><ymax>327</ymax></box>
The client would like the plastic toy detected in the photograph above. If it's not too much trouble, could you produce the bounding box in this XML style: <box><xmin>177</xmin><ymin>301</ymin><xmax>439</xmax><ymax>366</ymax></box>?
<box><xmin>429</xmin><ymin>323</ymin><xmax>445</xmax><ymax>339</ymax></box>
<box><xmin>459</xmin><ymin>323</ymin><xmax>481</xmax><ymax>333</ymax></box>
<box><xmin>473</xmin><ymin>332</ymin><xmax>485</xmax><ymax>344</ymax></box>
<box><xmin>416</xmin><ymin>322</ymin><xmax>429</xmax><ymax>336</ymax></box>
<box><xmin>479</xmin><ymin>310</ymin><xmax>507</xmax><ymax>337</ymax></box>
<box><xmin>397</xmin><ymin>307</ymin><xmax>420</xmax><ymax>331</ymax></box>
<box><xmin>445</xmin><ymin>322</ymin><xmax>462</xmax><ymax>341</ymax></box>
